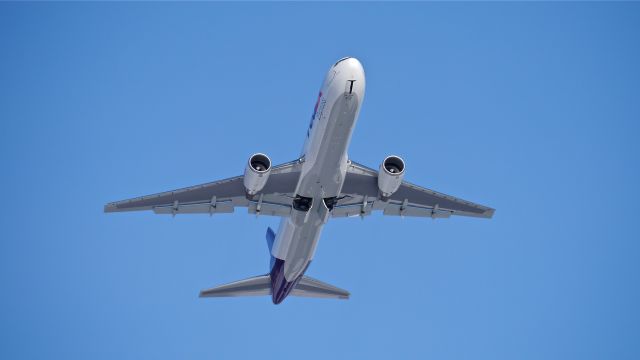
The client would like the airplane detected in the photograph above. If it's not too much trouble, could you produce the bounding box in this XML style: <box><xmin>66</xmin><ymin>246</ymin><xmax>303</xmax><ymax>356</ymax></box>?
<box><xmin>104</xmin><ymin>57</ymin><xmax>495</xmax><ymax>304</ymax></box>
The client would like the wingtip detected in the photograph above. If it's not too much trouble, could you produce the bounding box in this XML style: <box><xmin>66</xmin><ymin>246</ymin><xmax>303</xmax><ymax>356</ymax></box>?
<box><xmin>199</xmin><ymin>289</ymin><xmax>215</xmax><ymax>298</ymax></box>
<box><xmin>199</xmin><ymin>288</ymin><xmax>217</xmax><ymax>298</ymax></box>
<box><xmin>485</xmin><ymin>208</ymin><xmax>496</xmax><ymax>218</ymax></box>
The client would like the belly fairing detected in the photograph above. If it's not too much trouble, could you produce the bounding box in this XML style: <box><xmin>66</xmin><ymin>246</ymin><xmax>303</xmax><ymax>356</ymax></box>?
<box><xmin>296</xmin><ymin>93</ymin><xmax>360</xmax><ymax>199</ymax></box>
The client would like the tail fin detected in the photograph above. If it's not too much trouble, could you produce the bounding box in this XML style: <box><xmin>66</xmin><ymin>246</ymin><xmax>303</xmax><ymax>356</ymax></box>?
<box><xmin>199</xmin><ymin>274</ymin><xmax>271</xmax><ymax>298</ymax></box>
<box><xmin>266</xmin><ymin>227</ymin><xmax>276</xmax><ymax>269</ymax></box>
<box><xmin>291</xmin><ymin>276</ymin><xmax>350</xmax><ymax>299</ymax></box>
<box><xmin>266</xmin><ymin>227</ymin><xmax>275</xmax><ymax>251</ymax></box>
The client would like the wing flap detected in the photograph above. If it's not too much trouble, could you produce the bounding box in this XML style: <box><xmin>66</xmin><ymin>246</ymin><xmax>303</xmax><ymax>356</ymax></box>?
<box><xmin>152</xmin><ymin>200</ymin><xmax>235</xmax><ymax>215</ymax></box>
<box><xmin>331</xmin><ymin>202</ymin><xmax>373</xmax><ymax>218</ymax></box>
<box><xmin>382</xmin><ymin>202</ymin><xmax>452</xmax><ymax>218</ymax></box>
<box><xmin>247</xmin><ymin>199</ymin><xmax>293</xmax><ymax>217</ymax></box>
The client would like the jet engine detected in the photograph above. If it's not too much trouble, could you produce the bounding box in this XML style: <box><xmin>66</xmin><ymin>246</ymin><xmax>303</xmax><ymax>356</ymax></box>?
<box><xmin>378</xmin><ymin>155</ymin><xmax>405</xmax><ymax>197</ymax></box>
<box><xmin>243</xmin><ymin>153</ymin><xmax>272</xmax><ymax>195</ymax></box>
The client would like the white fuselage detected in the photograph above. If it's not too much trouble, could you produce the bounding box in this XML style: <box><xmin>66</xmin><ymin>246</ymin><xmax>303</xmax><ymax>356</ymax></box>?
<box><xmin>270</xmin><ymin>58</ymin><xmax>366</xmax><ymax>282</ymax></box>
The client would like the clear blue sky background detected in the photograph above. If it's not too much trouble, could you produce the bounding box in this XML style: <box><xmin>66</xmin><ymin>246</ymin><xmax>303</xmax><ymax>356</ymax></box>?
<box><xmin>1</xmin><ymin>2</ymin><xmax>639</xmax><ymax>359</ymax></box>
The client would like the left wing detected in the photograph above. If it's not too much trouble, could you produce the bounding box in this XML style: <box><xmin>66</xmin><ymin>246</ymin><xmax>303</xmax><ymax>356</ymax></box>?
<box><xmin>333</xmin><ymin>160</ymin><xmax>494</xmax><ymax>219</ymax></box>
<box><xmin>104</xmin><ymin>159</ymin><xmax>302</xmax><ymax>217</ymax></box>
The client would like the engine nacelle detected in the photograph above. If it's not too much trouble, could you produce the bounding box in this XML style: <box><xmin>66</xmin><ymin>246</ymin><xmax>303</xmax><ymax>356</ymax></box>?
<box><xmin>243</xmin><ymin>153</ymin><xmax>272</xmax><ymax>195</ymax></box>
<box><xmin>378</xmin><ymin>155</ymin><xmax>405</xmax><ymax>197</ymax></box>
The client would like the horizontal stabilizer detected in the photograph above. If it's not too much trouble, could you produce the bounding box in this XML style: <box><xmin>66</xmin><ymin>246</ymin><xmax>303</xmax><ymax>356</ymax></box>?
<box><xmin>291</xmin><ymin>276</ymin><xmax>350</xmax><ymax>299</ymax></box>
<box><xmin>199</xmin><ymin>274</ymin><xmax>349</xmax><ymax>300</ymax></box>
<box><xmin>199</xmin><ymin>274</ymin><xmax>271</xmax><ymax>298</ymax></box>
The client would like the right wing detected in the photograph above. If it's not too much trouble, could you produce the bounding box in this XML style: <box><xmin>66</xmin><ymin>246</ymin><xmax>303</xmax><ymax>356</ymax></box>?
<box><xmin>104</xmin><ymin>159</ymin><xmax>302</xmax><ymax>217</ymax></box>
<box><xmin>333</xmin><ymin>160</ymin><xmax>494</xmax><ymax>219</ymax></box>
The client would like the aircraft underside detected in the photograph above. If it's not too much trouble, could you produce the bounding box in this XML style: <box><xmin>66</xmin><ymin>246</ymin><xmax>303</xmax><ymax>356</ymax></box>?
<box><xmin>105</xmin><ymin>57</ymin><xmax>494</xmax><ymax>304</ymax></box>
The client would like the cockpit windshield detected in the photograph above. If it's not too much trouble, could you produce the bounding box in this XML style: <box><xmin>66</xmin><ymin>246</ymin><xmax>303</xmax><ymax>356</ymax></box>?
<box><xmin>333</xmin><ymin>57</ymin><xmax>351</xmax><ymax>67</ymax></box>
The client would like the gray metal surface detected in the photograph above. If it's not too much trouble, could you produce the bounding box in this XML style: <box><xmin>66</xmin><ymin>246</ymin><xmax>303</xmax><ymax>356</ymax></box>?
<box><xmin>291</xmin><ymin>276</ymin><xmax>350</xmax><ymax>299</ymax></box>
<box><xmin>104</xmin><ymin>160</ymin><xmax>302</xmax><ymax>215</ymax></box>
<box><xmin>198</xmin><ymin>274</ymin><xmax>349</xmax><ymax>300</ymax></box>
<box><xmin>272</xmin><ymin>93</ymin><xmax>362</xmax><ymax>282</ymax></box>
<box><xmin>296</xmin><ymin>94</ymin><xmax>360</xmax><ymax>198</ymax></box>
<box><xmin>337</xmin><ymin>161</ymin><xmax>495</xmax><ymax>218</ymax></box>
<box><xmin>199</xmin><ymin>274</ymin><xmax>272</xmax><ymax>297</ymax></box>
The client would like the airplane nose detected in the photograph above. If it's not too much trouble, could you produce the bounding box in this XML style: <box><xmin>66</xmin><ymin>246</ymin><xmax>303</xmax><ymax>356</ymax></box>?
<box><xmin>324</xmin><ymin>57</ymin><xmax>366</xmax><ymax>101</ymax></box>
<box><xmin>331</xmin><ymin>57</ymin><xmax>365</xmax><ymax>84</ymax></box>
<box><xmin>335</xmin><ymin>57</ymin><xmax>365</xmax><ymax>97</ymax></box>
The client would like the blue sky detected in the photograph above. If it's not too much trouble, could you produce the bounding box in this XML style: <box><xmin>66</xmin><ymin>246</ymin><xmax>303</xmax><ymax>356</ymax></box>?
<box><xmin>1</xmin><ymin>2</ymin><xmax>639</xmax><ymax>359</ymax></box>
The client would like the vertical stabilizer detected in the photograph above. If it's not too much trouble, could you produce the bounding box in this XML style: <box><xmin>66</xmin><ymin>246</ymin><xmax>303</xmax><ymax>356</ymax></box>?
<box><xmin>266</xmin><ymin>227</ymin><xmax>276</xmax><ymax>270</ymax></box>
<box><xmin>266</xmin><ymin>227</ymin><xmax>275</xmax><ymax>251</ymax></box>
